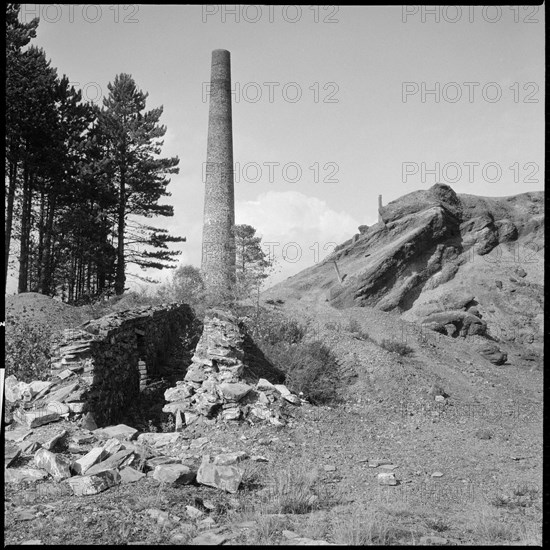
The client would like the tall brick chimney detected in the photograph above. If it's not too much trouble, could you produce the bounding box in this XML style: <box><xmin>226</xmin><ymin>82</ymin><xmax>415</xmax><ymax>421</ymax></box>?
<box><xmin>201</xmin><ymin>49</ymin><xmax>236</xmax><ymax>305</ymax></box>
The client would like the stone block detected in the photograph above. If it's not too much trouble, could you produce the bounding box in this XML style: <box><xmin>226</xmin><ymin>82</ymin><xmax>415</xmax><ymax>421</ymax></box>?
<box><xmin>34</xmin><ymin>448</ymin><xmax>72</xmax><ymax>480</ymax></box>
<box><xmin>66</xmin><ymin>469</ymin><xmax>121</xmax><ymax>496</ymax></box>
<box><xmin>196</xmin><ymin>455</ymin><xmax>243</xmax><ymax>493</ymax></box>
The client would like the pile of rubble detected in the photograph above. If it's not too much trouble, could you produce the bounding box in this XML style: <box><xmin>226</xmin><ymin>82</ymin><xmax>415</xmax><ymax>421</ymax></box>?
<box><xmin>162</xmin><ymin>308</ymin><xmax>302</xmax><ymax>427</ymax></box>
<box><xmin>5</xmin><ymin>421</ymin><xmax>260</xmax><ymax>497</ymax></box>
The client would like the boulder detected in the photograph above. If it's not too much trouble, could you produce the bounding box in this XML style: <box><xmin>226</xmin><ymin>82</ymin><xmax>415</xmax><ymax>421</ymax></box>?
<box><xmin>42</xmin><ymin>430</ymin><xmax>68</xmax><ymax>451</ymax></box>
<box><xmin>152</xmin><ymin>464</ymin><xmax>195</xmax><ymax>485</ymax></box>
<box><xmin>71</xmin><ymin>447</ymin><xmax>108</xmax><ymax>475</ymax></box>
<box><xmin>34</xmin><ymin>448</ymin><xmax>71</xmax><ymax>480</ymax></box>
<box><xmin>164</xmin><ymin>385</ymin><xmax>194</xmax><ymax>402</ymax></box>
<box><xmin>218</xmin><ymin>382</ymin><xmax>252</xmax><ymax>402</ymax></box>
<box><xmin>66</xmin><ymin>469</ymin><xmax>121</xmax><ymax>496</ymax></box>
<box><xmin>85</xmin><ymin>449</ymin><xmax>134</xmax><ymax>475</ymax></box>
<box><xmin>5</xmin><ymin>467</ymin><xmax>48</xmax><ymax>484</ymax></box>
<box><xmin>14</xmin><ymin>409</ymin><xmax>61</xmax><ymax>429</ymax></box>
<box><xmin>196</xmin><ymin>455</ymin><xmax>243</xmax><ymax>493</ymax></box>
<box><xmin>93</xmin><ymin>424</ymin><xmax>138</xmax><ymax>441</ymax></box>
<box><xmin>477</xmin><ymin>343</ymin><xmax>507</xmax><ymax>365</ymax></box>
<box><xmin>119</xmin><ymin>466</ymin><xmax>145</xmax><ymax>483</ymax></box>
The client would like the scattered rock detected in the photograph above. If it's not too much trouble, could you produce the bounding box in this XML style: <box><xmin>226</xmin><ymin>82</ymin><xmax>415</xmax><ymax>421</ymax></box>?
<box><xmin>477</xmin><ymin>343</ymin><xmax>507</xmax><ymax>365</ymax></box>
<box><xmin>189</xmin><ymin>532</ymin><xmax>227</xmax><ymax>545</ymax></box>
<box><xmin>324</xmin><ymin>464</ymin><xmax>336</xmax><ymax>472</ymax></box>
<box><xmin>196</xmin><ymin>454</ymin><xmax>243</xmax><ymax>493</ymax></box>
<box><xmin>186</xmin><ymin>505</ymin><xmax>204</xmax><ymax>520</ymax></box>
<box><xmin>152</xmin><ymin>464</ymin><xmax>195</xmax><ymax>485</ymax></box>
<box><xmin>137</xmin><ymin>432</ymin><xmax>182</xmax><ymax>448</ymax></box>
<box><xmin>34</xmin><ymin>448</ymin><xmax>72</xmax><ymax>480</ymax></box>
<box><xmin>119</xmin><ymin>466</ymin><xmax>146</xmax><ymax>483</ymax></box>
<box><xmin>79</xmin><ymin>413</ymin><xmax>98</xmax><ymax>431</ymax></box>
<box><xmin>93</xmin><ymin>424</ymin><xmax>138</xmax><ymax>441</ymax></box>
<box><xmin>377</xmin><ymin>472</ymin><xmax>397</xmax><ymax>485</ymax></box>
<box><xmin>85</xmin><ymin>449</ymin><xmax>134</xmax><ymax>475</ymax></box>
<box><xmin>42</xmin><ymin>430</ymin><xmax>68</xmax><ymax>451</ymax></box>
<box><xmin>420</xmin><ymin>535</ymin><xmax>448</xmax><ymax>545</ymax></box>
<box><xmin>14</xmin><ymin>409</ymin><xmax>61</xmax><ymax>429</ymax></box>
<box><xmin>5</xmin><ymin>467</ymin><xmax>48</xmax><ymax>484</ymax></box>
<box><xmin>66</xmin><ymin>469</ymin><xmax>121</xmax><ymax>496</ymax></box>
<box><xmin>5</xmin><ymin>443</ymin><xmax>21</xmax><ymax>467</ymax></box>
<box><xmin>431</xmin><ymin>471</ymin><xmax>444</xmax><ymax>478</ymax></box>
<box><xmin>71</xmin><ymin>447</ymin><xmax>108</xmax><ymax>475</ymax></box>
<box><xmin>212</xmin><ymin>451</ymin><xmax>248</xmax><ymax>466</ymax></box>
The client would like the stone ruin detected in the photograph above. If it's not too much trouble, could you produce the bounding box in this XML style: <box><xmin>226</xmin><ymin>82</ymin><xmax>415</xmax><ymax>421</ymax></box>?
<box><xmin>162</xmin><ymin>308</ymin><xmax>300</xmax><ymax>428</ymax></box>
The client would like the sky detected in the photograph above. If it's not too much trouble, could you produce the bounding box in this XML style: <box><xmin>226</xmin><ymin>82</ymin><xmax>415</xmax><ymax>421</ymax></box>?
<box><xmin>9</xmin><ymin>4</ymin><xmax>545</xmax><ymax>293</ymax></box>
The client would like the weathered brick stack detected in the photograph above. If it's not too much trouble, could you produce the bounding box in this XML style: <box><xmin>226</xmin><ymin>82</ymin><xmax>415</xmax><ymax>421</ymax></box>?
<box><xmin>163</xmin><ymin>308</ymin><xmax>301</xmax><ymax>426</ymax></box>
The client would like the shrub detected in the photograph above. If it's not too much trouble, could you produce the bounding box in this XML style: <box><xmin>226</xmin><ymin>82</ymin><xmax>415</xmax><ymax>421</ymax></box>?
<box><xmin>380</xmin><ymin>339</ymin><xmax>414</xmax><ymax>356</ymax></box>
<box><xmin>347</xmin><ymin>318</ymin><xmax>371</xmax><ymax>341</ymax></box>
<box><xmin>5</xmin><ymin>319</ymin><xmax>53</xmax><ymax>382</ymax></box>
<box><xmin>276</xmin><ymin>341</ymin><xmax>341</xmax><ymax>405</ymax></box>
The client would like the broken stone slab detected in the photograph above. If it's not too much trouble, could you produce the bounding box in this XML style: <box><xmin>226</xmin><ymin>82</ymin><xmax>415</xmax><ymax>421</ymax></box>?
<box><xmin>282</xmin><ymin>393</ymin><xmax>301</xmax><ymax>405</ymax></box>
<box><xmin>377</xmin><ymin>472</ymin><xmax>397</xmax><ymax>486</ymax></box>
<box><xmin>71</xmin><ymin>447</ymin><xmax>108</xmax><ymax>475</ymax></box>
<box><xmin>34</xmin><ymin>448</ymin><xmax>72</xmax><ymax>480</ymax></box>
<box><xmin>42</xmin><ymin>430</ymin><xmax>68</xmax><ymax>451</ymax></box>
<box><xmin>103</xmin><ymin>438</ymin><xmax>123</xmax><ymax>456</ymax></box>
<box><xmin>28</xmin><ymin>380</ymin><xmax>53</xmax><ymax>397</ymax></box>
<box><xmin>137</xmin><ymin>432</ymin><xmax>182</xmax><ymax>448</ymax></box>
<box><xmin>146</xmin><ymin>456</ymin><xmax>181</xmax><ymax>469</ymax></box>
<box><xmin>19</xmin><ymin>440</ymin><xmax>42</xmax><ymax>455</ymax></box>
<box><xmin>65</xmin><ymin>388</ymin><xmax>87</xmax><ymax>403</ymax></box>
<box><xmin>189</xmin><ymin>532</ymin><xmax>227</xmax><ymax>545</ymax></box>
<box><xmin>218</xmin><ymin>382</ymin><xmax>252</xmax><ymax>402</ymax></box>
<box><xmin>46</xmin><ymin>401</ymin><xmax>70</xmax><ymax>416</ymax></box>
<box><xmin>72</xmin><ymin>434</ymin><xmax>96</xmax><ymax>445</ymax></box>
<box><xmin>185</xmin><ymin>505</ymin><xmax>204</xmax><ymax>520</ymax></box>
<box><xmin>5</xmin><ymin>427</ymin><xmax>33</xmax><ymax>442</ymax></box>
<box><xmin>14</xmin><ymin>409</ymin><xmax>61</xmax><ymax>429</ymax></box>
<box><xmin>57</xmin><ymin>369</ymin><xmax>75</xmax><ymax>380</ymax></box>
<box><xmin>196</xmin><ymin>455</ymin><xmax>243</xmax><ymax>493</ymax></box>
<box><xmin>66</xmin><ymin>469</ymin><xmax>121</xmax><ymax>496</ymax></box>
<box><xmin>119</xmin><ymin>466</ymin><xmax>145</xmax><ymax>483</ymax></box>
<box><xmin>256</xmin><ymin>378</ymin><xmax>277</xmax><ymax>392</ymax></box>
<box><xmin>45</xmin><ymin>382</ymin><xmax>79</xmax><ymax>404</ymax></box>
<box><xmin>212</xmin><ymin>451</ymin><xmax>248</xmax><ymax>466</ymax></box>
<box><xmin>152</xmin><ymin>464</ymin><xmax>195</xmax><ymax>485</ymax></box>
<box><xmin>85</xmin><ymin>449</ymin><xmax>134</xmax><ymax>476</ymax></box>
<box><xmin>79</xmin><ymin>412</ymin><xmax>98</xmax><ymax>431</ymax></box>
<box><xmin>67</xmin><ymin>402</ymin><xmax>86</xmax><ymax>413</ymax></box>
<box><xmin>250</xmin><ymin>455</ymin><xmax>269</xmax><ymax>462</ymax></box>
<box><xmin>165</xmin><ymin>385</ymin><xmax>194</xmax><ymax>402</ymax></box>
<box><xmin>274</xmin><ymin>384</ymin><xmax>292</xmax><ymax>396</ymax></box>
<box><xmin>5</xmin><ymin>467</ymin><xmax>48</xmax><ymax>484</ymax></box>
<box><xmin>163</xmin><ymin>401</ymin><xmax>190</xmax><ymax>415</ymax></box>
<box><xmin>93</xmin><ymin>424</ymin><xmax>138</xmax><ymax>441</ymax></box>
<box><xmin>5</xmin><ymin>443</ymin><xmax>21</xmax><ymax>467</ymax></box>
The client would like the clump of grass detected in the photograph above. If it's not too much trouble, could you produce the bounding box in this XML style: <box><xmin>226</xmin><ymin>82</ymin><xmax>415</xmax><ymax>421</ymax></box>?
<box><xmin>471</xmin><ymin>505</ymin><xmax>518</xmax><ymax>543</ymax></box>
<box><xmin>347</xmin><ymin>318</ymin><xmax>371</xmax><ymax>341</ymax></box>
<box><xmin>279</xmin><ymin>341</ymin><xmax>342</xmax><ymax>405</ymax></box>
<box><xmin>423</xmin><ymin>517</ymin><xmax>450</xmax><ymax>532</ymax></box>
<box><xmin>330</xmin><ymin>507</ymin><xmax>408</xmax><ymax>545</ymax></box>
<box><xmin>380</xmin><ymin>338</ymin><xmax>414</xmax><ymax>356</ymax></box>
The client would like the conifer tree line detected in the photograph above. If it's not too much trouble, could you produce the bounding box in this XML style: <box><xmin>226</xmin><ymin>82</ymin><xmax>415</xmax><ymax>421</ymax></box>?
<box><xmin>5</xmin><ymin>4</ymin><xmax>184</xmax><ymax>303</ymax></box>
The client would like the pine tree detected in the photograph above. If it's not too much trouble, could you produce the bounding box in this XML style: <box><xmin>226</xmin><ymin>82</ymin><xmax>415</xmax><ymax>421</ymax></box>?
<box><xmin>100</xmin><ymin>74</ymin><xmax>184</xmax><ymax>294</ymax></box>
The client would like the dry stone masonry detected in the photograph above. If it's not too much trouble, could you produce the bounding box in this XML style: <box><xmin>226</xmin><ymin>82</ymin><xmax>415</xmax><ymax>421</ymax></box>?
<box><xmin>163</xmin><ymin>308</ymin><xmax>301</xmax><ymax>427</ymax></box>
<box><xmin>37</xmin><ymin>303</ymin><xmax>195</xmax><ymax>427</ymax></box>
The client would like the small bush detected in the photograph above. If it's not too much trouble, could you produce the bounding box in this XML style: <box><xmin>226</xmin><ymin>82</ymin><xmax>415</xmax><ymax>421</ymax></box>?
<box><xmin>280</xmin><ymin>341</ymin><xmax>341</xmax><ymax>405</ymax></box>
<box><xmin>5</xmin><ymin>319</ymin><xmax>53</xmax><ymax>382</ymax></box>
<box><xmin>347</xmin><ymin>318</ymin><xmax>371</xmax><ymax>341</ymax></box>
<box><xmin>380</xmin><ymin>339</ymin><xmax>414</xmax><ymax>356</ymax></box>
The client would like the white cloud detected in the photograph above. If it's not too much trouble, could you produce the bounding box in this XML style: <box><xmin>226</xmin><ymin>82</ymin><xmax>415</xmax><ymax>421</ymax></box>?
<box><xmin>236</xmin><ymin>190</ymin><xmax>359</xmax><ymax>285</ymax></box>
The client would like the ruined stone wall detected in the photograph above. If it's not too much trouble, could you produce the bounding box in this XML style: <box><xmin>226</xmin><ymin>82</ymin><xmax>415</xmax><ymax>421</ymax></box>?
<box><xmin>50</xmin><ymin>303</ymin><xmax>196</xmax><ymax>427</ymax></box>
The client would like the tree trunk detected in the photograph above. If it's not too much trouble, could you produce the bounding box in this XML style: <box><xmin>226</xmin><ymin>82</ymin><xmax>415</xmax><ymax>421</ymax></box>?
<box><xmin>5</xmin><ymin>156</ymin><xmax>18</xmax><ymax>293</ymax></box>
<box><xmin>39</xmin><ymin>192</ymin><xmax>57</xmax><ymax>295</ymax></box>
<box><xmin>115</xmin><ymin>166</ymin><xmax>126</xmax><ymax>295</ymax></box>
<box><xmin>18</xmin><ymin>167</ymin><xmax>32</xmax><ymax>293</ymax></box>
